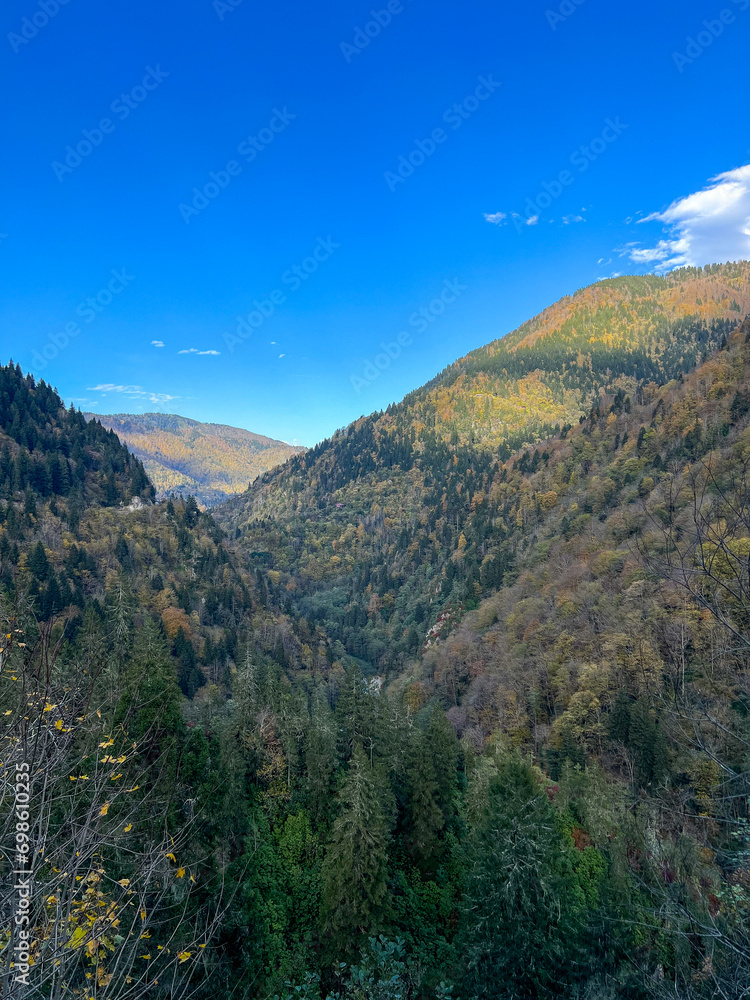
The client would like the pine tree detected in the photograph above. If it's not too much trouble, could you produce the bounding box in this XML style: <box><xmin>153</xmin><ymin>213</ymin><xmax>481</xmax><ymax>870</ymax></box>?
<box><xmin>333</xmin><ymin>666</ymin><xmax>376</xmax><ymax>761</ymax></box>
<box><xmin>320</xmin><ymin>744</ymin><xmax>393</xmax><ymax>960</ymax></box>
<box><xmin>304</xmin><ymin>705</ymin><xmax>337</xmax><ymax>830</ymax></box>
<box><xmin>404</xmin><ymin>731</ymin><xmax>444</xmax><ymax>869</ymax></box>
<box><xmin>461</xmin><ymin>755</ymin><xmax>589</xmax><ymax>998</ymax></box>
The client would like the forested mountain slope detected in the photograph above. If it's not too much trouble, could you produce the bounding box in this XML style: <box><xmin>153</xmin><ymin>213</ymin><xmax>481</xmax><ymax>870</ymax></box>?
<box><xmin>415</xmin><ymin>261</ymin><xmax>750</xmax><ymax>449</ymax></box>
<box><xmin>0</xmin><ymin>361</ymin><xmax>153</xmax><ymax>512</ymax></box>
<box><xmin>216</xmin><ymin>263</ymin><xmax>750</xmax><ymax>676</ymax></box>
<box><xmin>3</xmin><ymin>274</ymin><xmax>750</xmax><ymax>1000</ymax></box>
<box><xmin>86</xmin><ymin>412</ymin><xmax>303</xmax><ymax>507</ymax></box>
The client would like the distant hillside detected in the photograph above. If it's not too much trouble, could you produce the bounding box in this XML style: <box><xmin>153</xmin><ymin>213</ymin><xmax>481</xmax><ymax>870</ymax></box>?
<box><xmin>85</xmin><ymin>412</ymin><xmax>303</xmax><ymax>507</ymax></box>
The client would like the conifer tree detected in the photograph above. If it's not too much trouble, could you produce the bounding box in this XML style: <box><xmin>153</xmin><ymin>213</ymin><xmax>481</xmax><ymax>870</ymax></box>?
<box><xmin>461</xmin><ymin>755</ymin><xmax>589</xmax><ymax>998</ymax></box>
<box><xmin>404</xmin><ymin>731</ymin><xmax>444</xmax><ymax>869</ymax></box>
<box><xmin>320</xmin><ymin>744</ymin><xmax>393</xmax><ymax>960</ymax></box>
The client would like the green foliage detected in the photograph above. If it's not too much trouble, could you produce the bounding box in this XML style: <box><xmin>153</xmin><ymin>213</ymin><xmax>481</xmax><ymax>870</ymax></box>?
<box><xmin>461</xmin><ymin>755</ymin><xmax>594</xmax><ymax>998</ymax></box>
<box><xmin>0</xmin><ymin>360</ymin><xmax>153</xmax><ymax>507</ymax></box>
<box><xmin>321</xmin><ymin>745</ymin><xmax>394</xmax><ymax>960</ymax></box>
<box><xmin>3</xmin><ymin>276</ymin><xmax>750</xmax><ymax>999</ymax></box>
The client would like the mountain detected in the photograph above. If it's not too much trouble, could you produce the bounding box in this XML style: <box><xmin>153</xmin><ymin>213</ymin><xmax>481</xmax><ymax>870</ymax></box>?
<box><xmin>0</xmin><ymin>361</ymin><xmax>153</xmax><ymax>516</ymax></box>
<box><xmin>215</xmin><ymin>262</ymin><xmax>750</xmax><ymax>674</ymax></box>
<box><xmin>85</xmin><ymin>412</ymin><xmax>304</xmax><ymax>507</ymax></box>
<box><xmin>4</xmin><ymin>267</ymin><xmax>750</xmax><ymax>1000</ymax></box>
<box><xmin>409</xmin><ymin>261</ymin><xmax>750</xmax><ymax>451</ymax></box>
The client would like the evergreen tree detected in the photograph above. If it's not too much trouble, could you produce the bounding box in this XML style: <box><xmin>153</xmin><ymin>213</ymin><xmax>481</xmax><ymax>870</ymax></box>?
<box><xmin>320</xmin><ymin>744</ymin><xmax>393</xmax><ymax>960</ymax></box>
<box><xmin>403</xmin><ymin>730</ymin><xmax>444</xmax><ymax>869</ymax></box>
<box><xmin>461</xmin><ymin>755</ymin><xmax>590</xmax><ymax>999</ymax></box>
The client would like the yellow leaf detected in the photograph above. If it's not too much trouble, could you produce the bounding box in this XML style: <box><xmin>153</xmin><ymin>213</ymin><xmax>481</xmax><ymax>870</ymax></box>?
<box><xmin>125</xmin><ymin>785</ymin><xmax>140</xmax><ymax>793</ymax></box>
<box><xmin>3</xmin><ymin>710</ymin><xmax>11</xmax><ymax>716</ymax></box>
<box><xmin>54</xmin><ymin>719</ymin><xmax>64</xmax><ymax>730</ymax></box>
<box><xmin>43</xmin><ymin>703</ymin><xmax>57</xmax><ymax>712</ymax></box>
<box><xmin>117</xmin><ymin>878</ymin><xmax>130</xmax><ymax>887</ymax></box>
<box><xmin>140</xmin><ymin>909</ymin><xmax>146</xmax><ymax>922</ymax></box>
<box><xmin>176</xmin><ymin>867</ymin><xmax>185</xmax><ymax>879</ymax></box>
<box><xmin>124</xmin><ymin>824</ymin><xmax>133</xmax><ymax>833</ymax></box>
<box><xmin>99</xmin><ymin>803</ymin><xmax>110</xmax><ymax>817</ymax></box>
<box><xmin>68</xmin><ymin>926</ymin><xmax>87</xmax><ymax>949</ymax></box>
<box><xmin>110</xmin><ymin>773</ymin><xmax>123</xmax><ymax>781</ymax></box>
<box><xmin>166</xmin><ymin>853</ymin><xmax>176</xmax><ymax>863</ymax></box>
<box><xmin>177</xmin><ymin>951</ymin><xmax>192</xmax><ymax>963</ymax></box>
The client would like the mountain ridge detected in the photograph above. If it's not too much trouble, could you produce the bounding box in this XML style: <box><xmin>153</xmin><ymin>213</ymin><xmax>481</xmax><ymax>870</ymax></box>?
<box><xmin>215</xmin><ymin>262</ymin><xmax>750</xmax><ymax>676</ymax></box>
<box><xmin>85</xmin><ymin>411</ymin><xmax>304</xmax><ymax>507</ymax></box>
<box><xmin>4</xmin><ymin>268</ymin><xmax>750</xmax><ymax>997</ymax></box>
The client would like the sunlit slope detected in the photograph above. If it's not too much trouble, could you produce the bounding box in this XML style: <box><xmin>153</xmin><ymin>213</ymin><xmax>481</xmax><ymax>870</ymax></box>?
<box><xmin>409</xmin><ymin>262</ymin><xmax>750</xmax><ymax>450</ymax></box>
<box><xmin>86</xmin><ymin>412</ymin><xmax>304</xmax><ymax>507</ymax></box>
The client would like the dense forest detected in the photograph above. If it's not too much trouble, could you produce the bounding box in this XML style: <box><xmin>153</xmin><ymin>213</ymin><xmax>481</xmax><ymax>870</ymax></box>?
<box><xmin>2</xmin><ymin>265</ymin><xmax>750</xmax><ymax>999</ymax></box>
<box><xmin>218</xmin><ymin>264</ymin><xmax>750</xmax><ymax>676</ymax></box>
<box><xmin>0</xmin><ymin>363</ymin><xmax>153</xmax><ymax>514</ymax></box>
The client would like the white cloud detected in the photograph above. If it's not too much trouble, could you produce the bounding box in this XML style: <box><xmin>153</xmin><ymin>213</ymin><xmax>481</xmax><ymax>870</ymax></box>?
<box><xmin>279</xmin><ymin>354</ymin><xmax>286</xmax><ymax>359</ymax></box>
<box><xmin>620</xmin><ymin>164</ymin><xmax>750</xmax><ymax>272</ymax></box>
<box><xmin>563</xmin><ymin>215</ymin><xmax>585</xmax><ymax>225</ymax></box>
<box><xmin>525</xmin><ymin>214</ymin><xmax>539</xmax><ymax>226</ymax></box>
<box><xmin>178</xmin><ymin>348</ymin><xmax>220</xmax><ymax>356</ymax></box>
<box><xmin>484</xmin><ymin>212</ymin><xmax>508</xmax><ymax>226</ymax></box>
<box><xmin>151</xmin><ymin>340</ymin><xmax>165</xmax><ymax>347</ymax></box>
<box><xmin>88</xmin><ymin>384</ymin><xmax>179</xmax><ymax>407</ymax></box>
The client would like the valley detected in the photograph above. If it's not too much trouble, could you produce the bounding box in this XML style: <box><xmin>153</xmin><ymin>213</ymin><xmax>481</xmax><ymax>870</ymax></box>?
<box><xmin>2</xmin><ymin>263</ymin><xmax>750</xmax><ymax>999</ymax></box>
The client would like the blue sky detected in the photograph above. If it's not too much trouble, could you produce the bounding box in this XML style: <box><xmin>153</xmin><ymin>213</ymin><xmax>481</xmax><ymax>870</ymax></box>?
<box><xmin>1</xmin><ymin>0</ymin><xmax>749</xmax><ymax>446</ymax></box>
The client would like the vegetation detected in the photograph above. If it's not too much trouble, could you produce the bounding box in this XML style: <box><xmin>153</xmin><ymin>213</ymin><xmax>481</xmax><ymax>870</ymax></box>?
<box><xmin>2</xmin><ymin>263</ymin><xmax>750</xmax><ymax>998</ymax></box>
<box><xmin>0</xmin><ymin>362</ymin><xmax>153</xmax><ymax>513</ymax></box>
<box><xmin>218</xmin><ymin>263</ymin><xmax>750</xmax><ymax>676</ymax></box>
<box><xmin>87</xmin><ymin>412</ymin><xmax>302</xmax><ymax>508</ymax></box>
